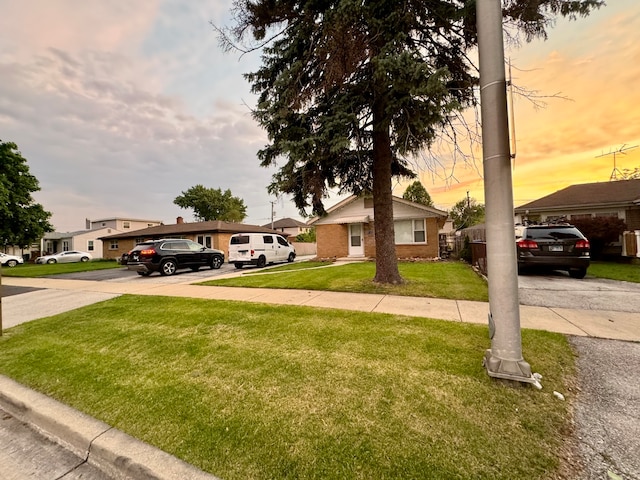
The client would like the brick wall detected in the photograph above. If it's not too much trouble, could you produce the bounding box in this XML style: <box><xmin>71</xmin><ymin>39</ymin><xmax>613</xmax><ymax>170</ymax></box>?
<box><xmin>316</xmin><ymin>224</ymin><xmax>349</xmax><ymax>258</ymax></box>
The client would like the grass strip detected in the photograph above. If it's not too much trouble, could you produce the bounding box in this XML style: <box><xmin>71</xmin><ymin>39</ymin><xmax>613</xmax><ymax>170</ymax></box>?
<box><xmin>1</xmin><ymin>260</ymin><xmax>122</xmax><ymax>277</ymax></box>
<box><xmin>204</xmin><ymin>261</ymin><xmax>489</xmax><ymax>301</ymax></box>
<box><xmin>0</xmin><ymin>295</ymin><xmax>574</xmax><ymax>480</ymax></box>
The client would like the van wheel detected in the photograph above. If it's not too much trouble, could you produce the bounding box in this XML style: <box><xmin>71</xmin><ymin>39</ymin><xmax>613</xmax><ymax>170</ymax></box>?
<box><xmin>160</xmin><ymin>259</ymin><xmax>177</xmax><ymax>276</ymax></box>
<box><xmin>234</xmin><ymin>263</ymin><xmax>243</xmax><ymax>269</ymax></box>
<box><xmin>257</xmin><ymin>256</ymin><xmax>267</xmax><ymax>268</ymax></box>
<box><xmin>287</xmin><ymin>253</ymin><xmax>295</xmax><ymax>263</ymax></box>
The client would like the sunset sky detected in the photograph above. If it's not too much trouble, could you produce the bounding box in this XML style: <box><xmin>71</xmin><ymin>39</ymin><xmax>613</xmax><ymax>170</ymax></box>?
<box><xmin>1</xmin><ymin>1</ymin><xmax>638</xmax><ymax>230</ymax></box>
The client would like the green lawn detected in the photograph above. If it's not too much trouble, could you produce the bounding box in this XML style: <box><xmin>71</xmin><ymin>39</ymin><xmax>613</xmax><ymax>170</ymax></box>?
<box><xmin>0</xmin><ymin>295</ymin><xmax>574</xmax><ymax>480</ymax></box>
<box><xmin>0</xmin><ymin>260</ymin><xmax>122</xmax><ymax>277</ymax></box>
<box><xmin>588</xmin><ymin>260</ymin><xmax>640</xmax><ymax>283</ymax></box>
<box><xmin>204</xmin><ymin>261</ymin><xmax>489</xmax><ymax>301</ymax></box>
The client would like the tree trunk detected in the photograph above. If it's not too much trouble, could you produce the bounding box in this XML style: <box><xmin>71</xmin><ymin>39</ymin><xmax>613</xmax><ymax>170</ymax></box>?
<box><xmin>372</xmin><ymin>92</ymin><xmax>403</xmax><ymax>285</ymax></box>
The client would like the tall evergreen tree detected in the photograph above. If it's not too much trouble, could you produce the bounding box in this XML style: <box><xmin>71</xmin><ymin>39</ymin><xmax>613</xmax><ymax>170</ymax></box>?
<box><xmin>223</xmin><ymin>0</ymin><xmax>602</xmax><ymax>284</ymax></box>
<box><xmin>0</xmin><ymin>141</ymin><xmax>53</xmax><ymax>249</ymax></box>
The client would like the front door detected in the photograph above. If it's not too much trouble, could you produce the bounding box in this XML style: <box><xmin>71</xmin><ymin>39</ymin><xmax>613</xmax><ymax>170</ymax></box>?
<box><xmin>348</xmin><ymin>223</ymin><xmax>364</xmax><ymax>257</ymax></box>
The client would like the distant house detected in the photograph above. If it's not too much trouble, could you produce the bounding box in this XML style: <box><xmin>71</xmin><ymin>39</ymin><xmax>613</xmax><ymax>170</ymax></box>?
<box><xmin>40</xmin><ymin>217</ymin><xmax>162</xmax><ymax>259</ymax></box>
<box><xmin>262</xmin><ymin>218</ymin><xmax>311</xmax><ymax>238</ymax></box>
<box><xmin>514</xmin><ymin>179</ymin><xmax>640</xmax><ymax>257</ymax></box>
<box><xmin>308</xmin><ymin>196</ymin><xmax>448</xmax><ymax>259</ymax></box>
<box><xmin>99</xmin><ymin>216</ymin><xmax>284</xmax><ymax>261</ymax></box>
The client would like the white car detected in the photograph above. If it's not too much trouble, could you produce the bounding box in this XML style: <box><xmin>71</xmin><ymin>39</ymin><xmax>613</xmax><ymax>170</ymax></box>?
<box><xmin>35</xmin><ymin>251</ymin><xmax>93</xmax><ymax>264</ymax></box>
<box><xmin>0</xmin><ymin>252</ymin><xmax>24</xmax><ymax>267</ymax></box>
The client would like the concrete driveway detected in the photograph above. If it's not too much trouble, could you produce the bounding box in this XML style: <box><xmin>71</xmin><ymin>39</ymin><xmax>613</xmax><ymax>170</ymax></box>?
<box><xmin>517</xmin><ymin>271</ymin><xmax>640</xmax><ymax>312</ymax></box>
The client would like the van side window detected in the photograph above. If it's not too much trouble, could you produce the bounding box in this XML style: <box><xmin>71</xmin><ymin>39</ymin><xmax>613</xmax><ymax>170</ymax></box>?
<box><xmin>263</xmin><ymin>235</ymin><xmax>274</xmax><ymax>243</ymax></box>
<box><xmin>277</xmin><ymin>236</ymin><xmax>289</xmax><ymax>247</ymax></box>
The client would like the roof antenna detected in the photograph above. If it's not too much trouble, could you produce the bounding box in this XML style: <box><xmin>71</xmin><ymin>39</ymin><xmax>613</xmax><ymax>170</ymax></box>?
<box><xmin>596</xmin><ymin>144</ymin><xmax>639</xmax><ymax>181</ymax></box>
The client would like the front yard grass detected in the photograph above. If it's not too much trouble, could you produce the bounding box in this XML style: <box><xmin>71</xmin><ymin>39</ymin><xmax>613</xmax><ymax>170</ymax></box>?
<box><xmin>0</xmin><ymin>295</ymin><xmax>574</xmax><ymax>480</ymax></box>
<box><xmin>204</xmin><ymin>260</ymin><xmax>489</xmax><ymax>301</ymax></box>
<box><xmin>0</xmin><ymin>260</ymin><xmax>121</xmax><ymax>277</ymax></box>
<box><xmin>588</xmin><ymin>260</ymin><xmax>640</xmax><ymax>283</ymax></box>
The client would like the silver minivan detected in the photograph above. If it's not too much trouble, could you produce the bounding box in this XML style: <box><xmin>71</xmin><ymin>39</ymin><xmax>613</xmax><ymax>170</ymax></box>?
<box><xmin>228</xmin><ymin>233</ymin><xmax>296</xmax><ymax>269</ymax></box>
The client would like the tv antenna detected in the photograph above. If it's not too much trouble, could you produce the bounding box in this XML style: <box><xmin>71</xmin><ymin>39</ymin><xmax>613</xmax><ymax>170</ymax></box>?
<box><xmin>596</xmin><ymin>144</ymin><xmax>639</xmax><ymax>181</ymax></box>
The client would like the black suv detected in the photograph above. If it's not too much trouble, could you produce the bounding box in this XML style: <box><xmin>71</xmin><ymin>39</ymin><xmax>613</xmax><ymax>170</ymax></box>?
<box><xmin>516</xmin><ymin>224</ymin><xmax>590</xmax><ymax>278</ymax></box>
<box><xmin>125</xmin><ymin>239</ymin><xmax>224</xmax><ymax>276</ymax></box>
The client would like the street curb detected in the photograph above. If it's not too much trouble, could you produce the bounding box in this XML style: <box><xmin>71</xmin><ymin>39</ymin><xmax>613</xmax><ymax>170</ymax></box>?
<box><xmin>0</xmin><ymin>375</ymin><xmax>220</xmax><ymax>480</ymax></box>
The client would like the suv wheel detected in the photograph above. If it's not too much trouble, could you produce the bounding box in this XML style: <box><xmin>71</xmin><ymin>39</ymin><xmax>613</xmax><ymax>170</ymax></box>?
<box><xmin>160</xmin><ymin>259</ymin><xmax>177</xmax><ymax>276</ymax></box>
<box><xmin>210</xmin><ymin>256</ymin><xmax>223</xmax><ymax>269</ymax></box>
<box><xmin>569</xmin><ymin>267</ymin><xmax>587</xmax><ymax>279</ymax></box>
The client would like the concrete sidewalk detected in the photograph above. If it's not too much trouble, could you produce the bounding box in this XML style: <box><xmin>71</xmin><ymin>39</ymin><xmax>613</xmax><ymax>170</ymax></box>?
<box><xmin>3</xmin><ymin>275</ymin><xmax>639</xmax><ymax>342</ymax></box>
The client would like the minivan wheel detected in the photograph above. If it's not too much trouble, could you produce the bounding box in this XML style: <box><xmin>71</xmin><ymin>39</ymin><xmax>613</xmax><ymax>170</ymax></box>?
<box><xmin>569</xmin><ymin>267</ymin><xmax>587</xmax><ymax>279</ymax></box>
<box><xmin>287</xmin><ymin>253</ymin><xmax>295</xmax><ymax>263</ymax></box>
<box><xmin>211</xmin><ymin>256</ymin><xmax>223</xmax><ymax>269</ymax></box>
<box><xmin>160</xmin><ymin>259</ymin><xmax>177</xmax><ymax>276</ymax></box>
<box><xmin>257</xmin><ymin>256</ymin><xmax>267</xmax><ymax>268</ymax></box>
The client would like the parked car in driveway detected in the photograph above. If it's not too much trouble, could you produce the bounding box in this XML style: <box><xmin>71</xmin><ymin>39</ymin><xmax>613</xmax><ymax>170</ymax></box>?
<box><xmin>228</xmin><ymin>233</ymin><xmax>296</xmax><ymax>269</ymax></box>
<box><xmin>0</xmin><ymin>252</ymin><xmax>24</xmax><ymax>267</ymax></box>
<box><xmin>35</xmin><ymin>251</ymin><xmax>93</xmax><ymax>264</ymax></box>
<box><xmin>125</xmin><ymin>239</ymin><xmax>225</xmax><ymax>276</ymax></box>
<box><xmin>516</xmin><ymin>224</ymin><xmax>590</xmax><ymax>278</ymax></box>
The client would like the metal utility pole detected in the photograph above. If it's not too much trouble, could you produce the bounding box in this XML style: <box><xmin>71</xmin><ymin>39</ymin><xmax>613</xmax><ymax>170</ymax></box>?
<box><xmin>476</xmin><ymin>0</ymin><xmax>538</xmax><ymax>386</ymax></box>
<box><xmin>270</xmin><ymin>201</ymin><xmax>276</xmax><ymax>230</ymax></box>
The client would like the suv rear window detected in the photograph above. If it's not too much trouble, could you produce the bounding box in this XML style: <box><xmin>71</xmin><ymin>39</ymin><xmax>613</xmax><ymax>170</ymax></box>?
<box><xmin>230</xmin><ymin>235</ymin><xmax>250</xmax><ymax>245</ymax></box>
<box><xmin>525</xmin><ymin>227</ymin><xmax>583</xmax><ymax>240</ymax></box>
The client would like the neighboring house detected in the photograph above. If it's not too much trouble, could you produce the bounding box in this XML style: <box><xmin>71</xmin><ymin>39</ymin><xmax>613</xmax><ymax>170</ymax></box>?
<box><xmin>308</xmin><ymin>196</ymin><xmax>448</xmax><ymax>259</ymax></box>
<box><xmin>40</xmin><ymin>217</ymin><xmax>162</xmax><ymax>260</ymax></box>
<box><xmin>514</xmin><ymin>179</ymin><xmax>640</xmax><ymax>229</ymax></box>
<box><xmin>514</xmin><ymin>179</ymin><xmax>640</xmax><ymax>257</ymax></box>
<box><xmin>99</xmin><ymin>217</ymin><xmax>285</xmax><ymax>261</ymax></box>
<box><xmin>262</xmin><ymin>217</ymin><xmax>311</xmax><ymax>238</ymax></box>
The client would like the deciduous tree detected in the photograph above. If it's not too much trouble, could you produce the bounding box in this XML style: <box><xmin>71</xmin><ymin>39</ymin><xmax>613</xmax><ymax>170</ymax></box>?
<box><xmin>450</xmin><ymin>196</ymin><xmax>485</xmax><ymax>230</ymax></box>
<box><xmin>0</xmin><ymin>141</ymin><xmax>53</xmax><ymax>249</ymax></box>
<box><xmin>173</xmin><ymin>185</ymin><xmax>247</xmax><ymax>222</ymax></box>
<box><xmin>220</xmin><ymin>0</ymin><xmax>602</xmax><ymax>283</ymax></box>
<box><xmin>403</xmin><ymin>181</ymin><xmax>434</xmax><ymax>207</ymax></box>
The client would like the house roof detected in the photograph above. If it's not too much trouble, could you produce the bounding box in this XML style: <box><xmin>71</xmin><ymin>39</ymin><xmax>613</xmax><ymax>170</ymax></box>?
<box><xmin>307</xmin><ymin>195</ymin><xmax>448</xmax><ymax>225</ymax></box>
<box><xmin>262</xmin><ymin>217</ymin><xmax>308</xmax><ymax>229</ymax></box>
<box><xmin>514</xmin><ymin>179</ymin><xmax>640</xmax><ymax>213</ymax></box>
<box><xmin>99</xmin><ymin>220</ymin><xmax>283</xmax><ymax>240</ymax></box>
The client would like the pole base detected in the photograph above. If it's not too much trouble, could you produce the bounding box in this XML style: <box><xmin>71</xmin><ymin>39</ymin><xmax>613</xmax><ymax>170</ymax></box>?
<box><xmin>483</xmin><ymin>349</ymin><xmax>541</xmax><ymax>387</ymax></box>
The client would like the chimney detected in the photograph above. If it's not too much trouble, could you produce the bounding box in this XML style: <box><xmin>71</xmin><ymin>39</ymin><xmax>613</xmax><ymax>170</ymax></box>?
<box><xmin>177</xmin><ymin>216</ymin><xmax>184</xmax><ymax>224</ymax></box>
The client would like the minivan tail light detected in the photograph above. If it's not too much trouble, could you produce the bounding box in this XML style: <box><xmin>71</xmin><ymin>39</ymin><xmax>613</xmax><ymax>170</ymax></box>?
<box><xmin>575</xmin><ymin>239</ymin><xmax>590</xmax><ymax>250</ymax></box>
<box><xmin>517</xmin><ymin>239</ymin><xmax>539</xmax><ymax>250</ymax></box>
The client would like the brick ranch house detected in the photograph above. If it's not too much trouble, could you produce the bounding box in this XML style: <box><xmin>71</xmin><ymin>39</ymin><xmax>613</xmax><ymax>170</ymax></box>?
<box><xmin>308</xmin><ymin>196</ymin><xmax>448</xmax><ymax>260</ymax></box>
<box><xmin>99</xmin><ymin>217</ymin><xmax>286</xmax><ymax>261</ymax></box>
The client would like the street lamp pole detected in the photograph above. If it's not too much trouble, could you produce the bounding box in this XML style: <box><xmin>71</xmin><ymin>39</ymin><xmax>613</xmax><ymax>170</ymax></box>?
<box><xmin>476</xmin><ymin>0</ymin><xmax>538</xmax><ymax>385</ymax></box>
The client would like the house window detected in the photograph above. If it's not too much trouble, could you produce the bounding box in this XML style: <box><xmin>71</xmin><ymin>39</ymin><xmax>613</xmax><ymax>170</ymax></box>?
<box><xmin>110</xmin><ymin>240</ymin><xmax>119</xmax><ymax>250</ymax></box>
<box><xmin>394</xmin><ymin>219</ymin><xmax>426</xmax><ymax>244</ymax></box>
<box><xmin>123</xmin><ymin>221</ymin><xmax>130</xmax><ymax>229</ymax></box>
<box><xmin>63</xmin><ymin>241</ymin><xmax>70</xmax><ymax>252</ymax></box>
<box><xmin>135</xmin><ymin>237</ymin><xmax>145</xmax><ymax>245</ymax></box>
<box><xmin>197</xmin><ymin>235</ymin><xmax>212</xmax><ymax>248</ymax></box>
<box><xmin>87</xmin><ymin>240</ymin><xmax>94</xmax><ymax>251</ymax></box>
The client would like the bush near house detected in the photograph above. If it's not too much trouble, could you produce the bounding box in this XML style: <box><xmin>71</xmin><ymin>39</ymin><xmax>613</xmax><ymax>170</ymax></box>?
<box><xmin>571</xmin><ymin>217</ymin><xmax>627</xmax><ymax>259</ymax></box>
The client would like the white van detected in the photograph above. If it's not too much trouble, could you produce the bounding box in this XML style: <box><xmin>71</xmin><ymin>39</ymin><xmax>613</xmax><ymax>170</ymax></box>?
<box><xmin>228</xmin><ymin>233</ymin><xmax>296</xmax><ymax>269</ymax></box>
